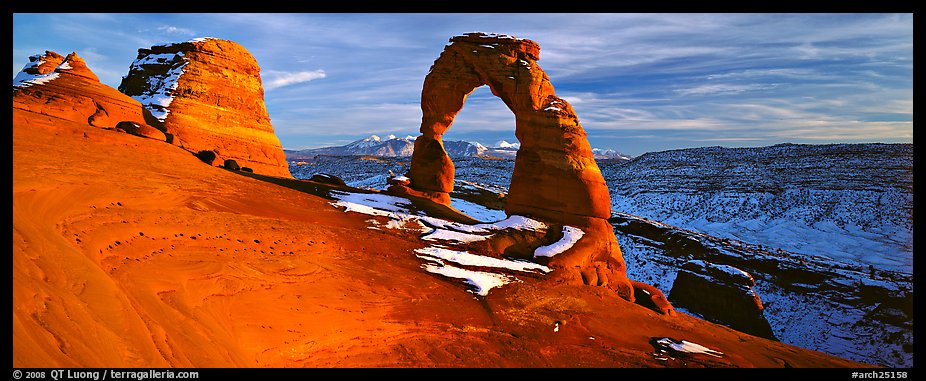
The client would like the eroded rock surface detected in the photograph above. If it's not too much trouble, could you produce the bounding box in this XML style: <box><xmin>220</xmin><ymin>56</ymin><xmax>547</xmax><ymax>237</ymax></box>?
<box><xmin>13</xmin><ymin>51</ymin><xmax>165</xmax><ymax>141</ymax></box>
<box><xmin>119</xmin><ymin>38</ymin><xmax>291</xmax><ymax>178</ymax></box>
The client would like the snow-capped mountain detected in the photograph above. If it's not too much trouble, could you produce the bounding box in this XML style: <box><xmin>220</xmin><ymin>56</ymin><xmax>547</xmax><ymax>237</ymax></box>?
<box><xmin>285</xmin><ymin>135</ymin><xmax>488</xmax><ymax>159</ymax></box>
<box><xmin>482</xmin><ymin>140</ymin><xmax>630</xmax><ymax>161</ymax></box>
<box><xmin>482</xmin><ymin>141</ymin><xmax>520</xmax><ymax>158</ymax></box>
<box><xmin>592</xmin><ymin>148</ymin><xmax>633</xmax><ymax>161</ymax></box>
<box><xmin>494</xmin><ymin>140</ymin><xmax>520</xmax><ymax>149</ymax></box>
<box><xmin>443</xmin><ymin>140</ymin><xmax>489</xmax><ymax>157</ymax></box>
<box><xmin>339</xmin><ymin>134</ymin><xmax>416</xmax><ymax>157</ymax></box>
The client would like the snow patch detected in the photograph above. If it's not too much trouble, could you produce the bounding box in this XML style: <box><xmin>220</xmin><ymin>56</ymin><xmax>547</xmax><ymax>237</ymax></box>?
<box><xmin>12</xmin><ymin>58</ymin><xmax>71</xmax><ymax>89</ymax></box>
<box><xmin>329</xmin><ymin>191</ymin><xmax>544</xmax><ymax>235</ymax></box>
<box><xmin>686</xmin><ymin>259</ymin><xmax>754</xmax><ymax>283</ymax></box>
<box><xmin>420</xmin><ymin>262</ymin><xmax>516</xmax><ymax>296</ymax></box>
<box><xmin>127</xmin><ymin>51</ymin><xmax>190</xmax><ymax>122</ymax></box>
<box><xmin>654</xmin><ymin>337</ymin><xmax>724</xmax><ymax>358</ymax></box>
<box><xmin>421</xmin><ymin>228</ymin><xmax>491</xmax><ymax>243</ymax></box>
<box><xmin>534</xmin><ymin>226</ymin><xmax>585</xmax><ymax>258</ymax></box>
<box><xmin>466</xmin><ymin>32</ymin><xmax>521</xmax><ymax>41</ymax></box>
<box><xmin>329</xmin><ymin>190</ymin><xmax>552</xmax><ymax>296</ymax></box>
<box><xmin>330</xmin><ymin>191</ymin><xmax>415</xmax><ymax>219</ymax></box>
<box><xmin>449</xmin><ymin>197</ymin><xmax>507</xmax><ymax>222</ymax></box>
<box><xmin>489</xmin><ymin>215</ymin><xmax>547</xmax><ymax>231</ymax></box>
<box><xmin>415</xmin><ymin>247</ymin><xmax>550</xmax><ymax>274</ymax></box>
<box><xmin>12</xmin><ymin>70</ymin><xmax>59</xmax><ymax>88</ymax></box>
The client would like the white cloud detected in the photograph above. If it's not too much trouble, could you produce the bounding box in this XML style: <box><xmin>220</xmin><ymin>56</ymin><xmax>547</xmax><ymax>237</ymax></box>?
<box><xmin>675</xmin><ymin>83</ymin><xmax>779</xmax><ymax>96</ymax></box>
<box><xmin>706</xmin><ymin>68</ymin><xmax>819</xmax><ymax>80</ymax></box>
<box><xmin>560</xmin><ymin>96</ymin><xmax>583</xmax><ymax>104</ymax></box>
<box><xmin>262</xmin><ymin>70</ymin><xmax>327</xmax><ymax>90</ymax></box>
<box><xmin>157</xmin><ymin>25</ymin><xmax>195</xmax><ymax>36</ymax></box>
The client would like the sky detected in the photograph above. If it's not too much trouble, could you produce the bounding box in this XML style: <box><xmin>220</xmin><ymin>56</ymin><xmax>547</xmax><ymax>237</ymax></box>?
<box><xmin>11</xmin><ymin>13</ymin><xmax>913</xmax><ymax>156</ymax></box>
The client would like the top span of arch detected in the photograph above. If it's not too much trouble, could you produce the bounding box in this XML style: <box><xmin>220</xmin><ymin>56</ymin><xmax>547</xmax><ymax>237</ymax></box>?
<box><xmin>449</xmin><ymin>32</ymin><xmax>541</xmax><ymax>60</ymax></box>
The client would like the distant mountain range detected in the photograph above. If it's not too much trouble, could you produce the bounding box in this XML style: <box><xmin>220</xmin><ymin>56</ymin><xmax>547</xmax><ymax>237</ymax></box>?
<box><xmin>285</xmin><ymin>135</ymin><xmax>631</xmax><ymax>161</ymax></box>
<box><xmin>285</xmin><ymin>135</ymin><xmax>483</xmax><ymax>160</ymax></box>
<box><xmin>592</xmin><ymin>148</ymin><xmax>633</xmax><ymax>161</ymax></box>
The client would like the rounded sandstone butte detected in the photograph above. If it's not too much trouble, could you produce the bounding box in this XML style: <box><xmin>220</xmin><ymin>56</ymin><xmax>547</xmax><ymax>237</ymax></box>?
<box><xmin>401</xmin><ymin>32</ymin><xmax>642</xmax><ymax>304</ymax></box>
<box><xmin>119</xmin><ymin>38</ymin><xmax>292</xmax><ymax>178</ymax></box>
<box><xmin>12</xmin><ymin>50</ymin><xmax>165</xmax><ymax>141</ymax></box>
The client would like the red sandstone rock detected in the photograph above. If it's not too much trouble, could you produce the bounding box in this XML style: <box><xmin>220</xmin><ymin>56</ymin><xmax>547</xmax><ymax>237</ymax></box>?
<box><xmin>119</xmin><ymin>38</ymin><xmax>291</xmax><ymax>178</ymax></box>
<box><xmin>12</xmin><ymin>51</ymin><xmax>165</xmax><ymax>141</ymax></box>
<box><xmin>115</xmin><ymin>121</ymin><xmax>167</xmax><ymax>141</ymax></box>
<box><xmin>405</xmin><ymin>33</ymin><xmax>610</xmax><ymax>222</ymax></box>
<box><xmin>56</xmin><ymin>52</ymin><xmax>100</xmax><ymax>82</ymax></box>
<box><xmin>540</xmin><ymin>218</ymin><xmax>636</xmax><ymax>301</ymax></box>
<box><xmin>632</xmin><ymin>280</ymin><xmax>677</xmax><ymax>316</ymax></box>
<box><xmin>18</xmin><ymin>50</ymin><xmax>66</xmax><ymax>76</ymax></box>
<box><xmin>395</xmin><ymin>33</ymin><xmax>651</xmax><ymax>306</ymax></box>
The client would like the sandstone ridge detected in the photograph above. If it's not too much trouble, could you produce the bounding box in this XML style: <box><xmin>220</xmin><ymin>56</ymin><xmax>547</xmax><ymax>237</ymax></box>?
<box><xmin>119</xmin><ymin>38</ymin><xmax>291</xmax><ymax>178</ymax></box>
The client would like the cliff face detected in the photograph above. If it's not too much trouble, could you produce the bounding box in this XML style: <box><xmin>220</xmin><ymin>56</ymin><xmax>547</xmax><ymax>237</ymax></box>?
<box><xmin>13</xmin><ymin>51</ymin><xmax>166</xmax><ymax>141</ymax></box>
<box><xmin>669</xmin><ymin>260</ymin><xmax>776</xmax><ymax>340</ymax></box>
<box><xmin>119</xmin><ymin>38</ymin><xmax>291</xmax><ymax>178</ymax></box>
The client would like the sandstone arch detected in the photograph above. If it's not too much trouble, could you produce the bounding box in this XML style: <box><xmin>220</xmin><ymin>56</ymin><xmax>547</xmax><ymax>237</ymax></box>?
<box><xmin>406</xmin><ymin>33</ymin><xmax>611</xmax><ymax>225</ymax></box>
<box><xmin>397</xmin><ymin>33</ymin><xmax>671</xmax><ymax>308</ymax></box>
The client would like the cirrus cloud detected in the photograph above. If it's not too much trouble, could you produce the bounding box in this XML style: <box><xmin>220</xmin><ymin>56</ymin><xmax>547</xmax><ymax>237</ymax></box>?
<box><xmin>11</xmin><ymin>13</ymin><xmax>911</xmax><ymax>156</ymax></box>
<box><xmin>262</xmin><ymin>69</ymin><xmax>327</xmax><ymax>90</ymax></box>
